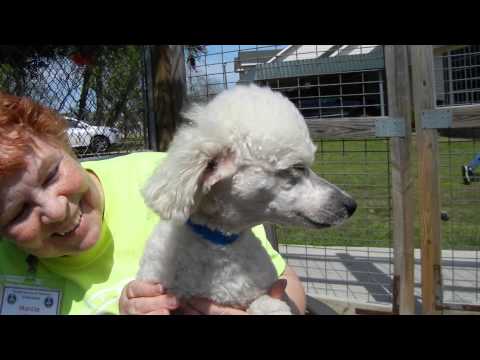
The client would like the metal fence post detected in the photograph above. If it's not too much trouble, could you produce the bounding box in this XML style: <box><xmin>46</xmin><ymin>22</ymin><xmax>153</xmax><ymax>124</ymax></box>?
<box><xmin>143</xmin><ymin>45</ymin><xmax>159</xmax><ymax>151</ymax></box>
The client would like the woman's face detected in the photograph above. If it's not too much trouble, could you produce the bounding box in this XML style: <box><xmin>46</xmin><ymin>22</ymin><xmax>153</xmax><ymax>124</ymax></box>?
<box><xmin>0</xmin><ymin>137</ymin><xmax>104</xmax><ymax>258</ymax></box>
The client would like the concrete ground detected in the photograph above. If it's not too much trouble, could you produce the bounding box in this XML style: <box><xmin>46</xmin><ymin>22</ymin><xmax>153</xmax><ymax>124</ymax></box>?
<box><xmin>279</xmin><ymin>244</ymin><xmax>480</xmax><ymax>313</ymax></box>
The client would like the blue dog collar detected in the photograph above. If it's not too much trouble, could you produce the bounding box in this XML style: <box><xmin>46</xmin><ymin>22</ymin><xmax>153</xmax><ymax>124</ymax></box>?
<box><xmin>186</xmin><ymin>219</ymin><xmax>240</xmax><ymax>245</ymax></box>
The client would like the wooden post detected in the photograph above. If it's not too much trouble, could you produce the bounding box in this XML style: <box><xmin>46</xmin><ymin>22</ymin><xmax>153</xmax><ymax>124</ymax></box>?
<box><xmin>147</xmin><ymin>45</ymin><xmax>187</xmax><ymax>151</ymax></box>
<box><xmin>384</xmin><ymin>45</ymin><xmax>415</xmax><ymax>314</ymax></box>
<box><xmin>409</xmin><ymin>45</ymin><xmax>443</xmax><ymax>314</ymax></box>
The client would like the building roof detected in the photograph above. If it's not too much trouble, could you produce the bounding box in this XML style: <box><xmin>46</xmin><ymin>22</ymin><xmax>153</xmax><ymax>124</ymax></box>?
<box><xmin>234</xmin><ymin>49</ymin><xmax>279</xmax><ymax>72</ymax></box>
<box><xmin>240</xmin><ymin>48</ymin><xmax>385</xmax><ymax>81</ymax></box>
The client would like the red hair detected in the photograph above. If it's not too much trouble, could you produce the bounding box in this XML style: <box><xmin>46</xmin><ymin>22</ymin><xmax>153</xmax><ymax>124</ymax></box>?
<box><xmin>0</xmin><ymin>92</ymin><xmax>73</xmax><ymax>177</ymax></box>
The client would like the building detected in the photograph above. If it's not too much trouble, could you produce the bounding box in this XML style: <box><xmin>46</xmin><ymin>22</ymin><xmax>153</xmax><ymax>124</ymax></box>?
<box><xmin>434</xmin><ymin>45</ymin><xmax>480</xmax><ymax>107</ymax></box>
<box><xmin>234</xmin><ymin>45</ymin><xmax>387</xmax><ymax>119</ymax></box>
<box><xmin>234</xmin><ymin>45</ymin><xmax>480</xmax><ymax>121</ymax></box>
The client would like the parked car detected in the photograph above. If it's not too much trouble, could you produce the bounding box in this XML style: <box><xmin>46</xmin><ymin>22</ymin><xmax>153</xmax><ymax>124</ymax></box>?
<box><xmin>65</xmin><ymin>117</ymin><xmax>122</xmax><ymax>152</ymax></box>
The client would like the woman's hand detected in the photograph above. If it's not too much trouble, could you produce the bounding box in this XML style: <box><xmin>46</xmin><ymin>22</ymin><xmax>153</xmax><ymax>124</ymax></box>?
<box><xmin>180</xmin><ymin>278</ymin><xmax>288</xmax><ymax>315</ymax></box>
<box><xmin>119</xmin><ymin>280</ymin><xmax>180</xmax><ymax>315</ymax></box>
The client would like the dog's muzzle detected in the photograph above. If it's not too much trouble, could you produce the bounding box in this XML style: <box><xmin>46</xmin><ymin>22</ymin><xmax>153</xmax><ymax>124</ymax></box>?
<box><xmin>300</xmin><ymin>172</ymin><xmax>357</xmax><ymax>227</ymax></box>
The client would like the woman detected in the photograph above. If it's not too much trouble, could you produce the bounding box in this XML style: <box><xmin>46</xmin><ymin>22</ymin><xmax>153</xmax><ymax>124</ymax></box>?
<box><xmin>0</xmin><ymin>92</ymin><xmax>306</xmax><ymax>315</ymax></box>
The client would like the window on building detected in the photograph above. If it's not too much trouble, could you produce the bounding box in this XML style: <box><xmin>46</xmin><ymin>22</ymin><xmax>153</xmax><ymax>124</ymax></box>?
<box><xmin>258</xmin><ymin>69</ymin><xmax>386</xmax><ymax>119</ymax></box>
<box><xmin>437</xmin><ymin>45</ymin><xmax>480</xmax><ymax>106</ymax></box>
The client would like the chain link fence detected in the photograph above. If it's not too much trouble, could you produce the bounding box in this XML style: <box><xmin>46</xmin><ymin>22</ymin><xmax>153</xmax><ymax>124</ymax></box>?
<box><xmin>0</xmin><ymin>45</ymin><xmax>147</xmax><ymax>160</ymax></box>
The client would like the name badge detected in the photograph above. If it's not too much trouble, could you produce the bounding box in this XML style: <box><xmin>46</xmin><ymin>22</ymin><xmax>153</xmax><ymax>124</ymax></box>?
<box><xmin>1</xmin><ymin>285</ymin><xmax>61</xmax><ymax>315</ymax></box>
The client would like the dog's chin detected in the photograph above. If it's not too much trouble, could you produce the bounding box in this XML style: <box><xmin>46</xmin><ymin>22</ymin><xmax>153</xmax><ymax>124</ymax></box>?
<box><xmin>293</xmin><ymin>212</ymin><xmax>351</xmax><ymax>229</ymax></box>
<box><xmin>293</xmin><ymin>213</ymin><xmax>330</xmax><ymax>229</ymax></box>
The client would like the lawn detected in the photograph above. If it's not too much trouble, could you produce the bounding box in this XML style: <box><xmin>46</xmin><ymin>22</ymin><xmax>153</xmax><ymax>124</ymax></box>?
<box><xmin>277</xmin><ymin>135</ymin><xmax>480</xmax><ymax>251</ymax></box>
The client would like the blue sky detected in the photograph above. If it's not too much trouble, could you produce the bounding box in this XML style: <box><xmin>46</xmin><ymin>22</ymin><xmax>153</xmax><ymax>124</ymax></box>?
<box><xmin>188</xmin><ymin>45</ymin><xmax>287</xmax><ymax>89</ymax></box>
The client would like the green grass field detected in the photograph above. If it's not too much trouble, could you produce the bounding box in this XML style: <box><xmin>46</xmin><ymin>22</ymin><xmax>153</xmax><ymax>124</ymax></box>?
<box><xmin>277</xmin><ymin>136</ymin><xmax>480</xmax><ymax>251</ymax></box>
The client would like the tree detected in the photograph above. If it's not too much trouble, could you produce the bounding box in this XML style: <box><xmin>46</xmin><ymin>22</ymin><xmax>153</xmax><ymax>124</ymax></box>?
<box><xmin>63</xmin><ymin>46</ymin><xmax>145</xmax><ymax>136</ymax></box>
<box><xmin>0</xmin><ymin>46</ymin><xmax>69</xmax><ymax>96</ymax></box>
<box><xmin>147</xmin><ymin>45</ymin><xmax>187</xmax><ymax>151</ymax></box>
<box><xmin>1</xmin><ymin>45</ymin><xmax>147</xmax><ymax>144</ymax></box>
<box><xmin>0</xmin><ymin>45</ymin><xmax>221</xmax><ymax>152</ymax></box>
<box><xmin>70</xmin><ymin>46</ymin><xmax>133</xmax><ymax>123</ymax></box>
<box><xmin>185</xmin><ymin>45</ymin><xmax>207</xmax><ymax>71</ymax></box>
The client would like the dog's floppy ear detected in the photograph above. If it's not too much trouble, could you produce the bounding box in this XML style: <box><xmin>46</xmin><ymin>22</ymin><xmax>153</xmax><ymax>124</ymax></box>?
<box><xmin>200</xmin><ymin>149</ymin><xmax>236</xmax><ymax>194</ymax></box>
<box><xmin>142</xmin><ymin>140</ymin><xmax>237</xmax><ymax>222</ymax></box>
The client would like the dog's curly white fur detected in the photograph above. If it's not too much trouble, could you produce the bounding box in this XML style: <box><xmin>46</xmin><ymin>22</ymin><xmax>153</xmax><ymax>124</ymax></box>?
<box><xmin>137</xmin><ymin>84</ymin><xmax>356</xmax><ymax>314</ymax></box>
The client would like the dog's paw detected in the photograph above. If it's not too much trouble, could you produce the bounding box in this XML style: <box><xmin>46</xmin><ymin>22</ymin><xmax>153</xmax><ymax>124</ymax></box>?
<box><xmin>246</xmin><ymin>295</ymin><xmax>292</xmax><ymax>315</ymax></box>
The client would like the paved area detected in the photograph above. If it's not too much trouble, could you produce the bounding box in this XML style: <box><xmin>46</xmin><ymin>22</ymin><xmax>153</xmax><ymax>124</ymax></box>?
<box><xmin>279</xmin><ymin>245</ymin><xmax>480</xmax><ymax>309</ymax></box>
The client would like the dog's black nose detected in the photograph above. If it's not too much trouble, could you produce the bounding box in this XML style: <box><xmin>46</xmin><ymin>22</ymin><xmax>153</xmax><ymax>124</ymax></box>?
<box><xmin>344</xmin><ymin>198</ymin><xmax>357</xmax><ymax>217</ymax></box>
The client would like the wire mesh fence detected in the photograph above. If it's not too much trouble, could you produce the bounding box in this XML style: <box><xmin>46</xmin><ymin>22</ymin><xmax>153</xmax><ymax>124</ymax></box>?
<box><xmin>277</xmin><ymin>137</ymin><xmax>394</xmax><ymax>304</ymax></box>
<box><xmin>434</xmin><ymin>45</ymin><xmax>480</xmax><ymax>306</ymax></box>
<box><xmin>434</xmin><ymin>45</ymin><xmax>480</xmax><ymax>107</ymax></box>
<box><xmin>0</xmin><ymin>45</ymin><xmax>147</xmax><ymax>160</ymax></box>
<box><xmin>188</xmin><ymin>44</ymin><xmax>480</xmax><ymax>309</ymax></box>
<box><xmin>187</xmin><ymin>45</ymin><xmax>386</xmax><ymax>118</ymax></box>
<box><xmin>186</xmin><ymin>45</ymin><xmax>395</xmax><ymax>306</ymax></box>
<box><xmin>437</xmin><ymin>136</ymin><xmax>480</xmax><ymax>305</ymax></box>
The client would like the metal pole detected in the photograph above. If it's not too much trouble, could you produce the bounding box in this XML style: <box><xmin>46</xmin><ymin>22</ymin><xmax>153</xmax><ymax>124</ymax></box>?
<box><xmin>142</xmin><ymin>45</ymin><xmax>159</xmax><ymax>151</ymax></box>
<box><xmin>379</xmin><ymin>70</ymin><xmax>385</xmax><ymax>116</ymax></box>
<box><xmin>223</xmin><ymin>63</ymin><xmax>228</xmax><ymax>89</ymax></box>
<box><xmin>447</xmin><ymin>51</ymin><xmax>454</xmax><ymax>106</ymax></box>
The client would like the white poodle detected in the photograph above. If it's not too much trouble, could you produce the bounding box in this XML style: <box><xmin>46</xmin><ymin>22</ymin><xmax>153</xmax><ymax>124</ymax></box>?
<box><xmin>137</xmin><ymin>84</ymin><xmax>356</xmax><ymax>314</ymax></box>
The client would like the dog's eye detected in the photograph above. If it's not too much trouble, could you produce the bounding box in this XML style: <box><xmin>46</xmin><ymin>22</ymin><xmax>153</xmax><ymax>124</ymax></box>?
<box><xmin>292</xmin><ymin>163</ymin><xmax>306</xmax><ymax>171</ymax></box>
<box><xmin>276</xmin><ymin>168</ymin><xmax>292</xmax><ymax>178</ymax></box>
<box><xmin>277</xmin><ymin>164</ymin><xmax>307</xmax><ymax>178</ymax></box>
<box><xmin>291</xmin><ymin>163</ymin><xmax>307</xmax><ymax>176</ymax></box>
<box><xmin>276</xmin><ymin>164</ymin><xmax>307</xmax><ymax>184</ymax></box>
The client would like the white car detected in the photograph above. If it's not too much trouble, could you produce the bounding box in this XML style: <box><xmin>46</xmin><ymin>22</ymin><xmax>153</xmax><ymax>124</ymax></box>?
<box><xmin>65</xmin><ymin>117</ymin><xmax>122</xmax><ymax>152</ymax></box>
